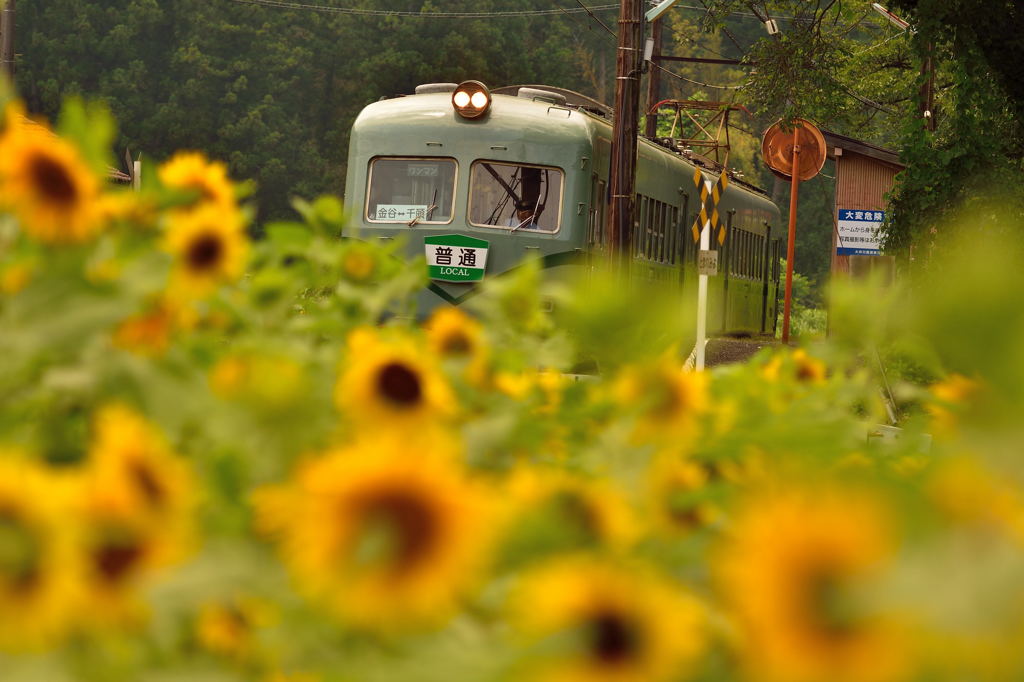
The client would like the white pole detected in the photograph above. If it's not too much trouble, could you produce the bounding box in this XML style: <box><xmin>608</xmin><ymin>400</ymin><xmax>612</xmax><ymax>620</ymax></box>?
<box><xmin>132</xmin><ymin>160</ymin><xmax>141</xmax><ymax>192</ymax></box>
<box><xmin>695</xmin><ymin>179</ymin><xmax>712</xmax><ymax>371</ymax></box>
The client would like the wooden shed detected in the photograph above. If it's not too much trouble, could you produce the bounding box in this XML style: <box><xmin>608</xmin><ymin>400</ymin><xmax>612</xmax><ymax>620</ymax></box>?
<box><xmin>823</xmin><ymin>130</ymin><xmax>904</xmax><ymax>281</ymax></box>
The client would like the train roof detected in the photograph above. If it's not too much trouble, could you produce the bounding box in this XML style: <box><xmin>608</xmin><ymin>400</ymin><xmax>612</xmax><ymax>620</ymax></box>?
<box><xmin>356</xmin><ymin>84</ymin><xmax>771</xmax><ymax>199</ymax></box>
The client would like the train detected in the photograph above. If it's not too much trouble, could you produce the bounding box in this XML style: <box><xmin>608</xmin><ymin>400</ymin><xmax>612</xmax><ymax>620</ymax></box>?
<box><xmin>343</xmin><ymin>79</ymin><xmax>783</xmax><ymax>336</ymax></box>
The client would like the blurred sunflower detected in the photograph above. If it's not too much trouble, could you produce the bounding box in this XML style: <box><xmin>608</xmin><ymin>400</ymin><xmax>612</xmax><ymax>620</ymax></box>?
<box><xmin>426</xmin><ymin>307</ymin><xmax>490</xmax><ymax>385</ymax></box>
<box><xmin>85</xmin><ymin>404</ymin><xmax>196</xmax><ymax>542</ymax></box>
<box><xmin>196</xmin><ymin>597</ymin><xmax>275</xmax><ymax>661</ymax></box>
<box><xmin>75</xmin><ymin>492</ymin><xmax>171</xmax><ymax>623</ymax></box>
<box><xmin>512</xmin><ymin>555</ymin><xmax>704</xmax><ymax>682</ymax></box>
<box><xmin>0</xmin><ymin>261</ymin><xmax>33</xmax><ymax>295</ymax></box>
<box><xmin>163</xmin><ymin>202</ymin><xmax>248</xmax><ymax>297</ymax></box>
<box><xmin>209</xmin><ymin>352</ymin><xmax>306</xmax><ymax>409</ymax></box>
<box><xmin>334</xmin><ymin>327</ymin><xmax>455</xmax><ymax>428</ymax></box>
<box><xmin>339</xmin><ymin>241</ymin><xmax>378</xmax><ymax>284</ymax></box>
<box><xmin>255</xmin><ymin>436</ymin><xmax>493</xmax><ymax>630</ymax></box>
<box><xmin>501</xmin><ymin>467</ymin><xmax>636</xmax><ymax>558</ymax></box>
<box><xmin>112</xmin><ymin>298</ymin><xmax>183</xmax><ymax>356</ymax></box>
<box><xmin>927</xmin><ymin>374</ymin><xmax>982</xmax><ymax>438</ymax></box>
<box><xmin>760</xmin><ymin>349</ymin><xmax>827</xmax><ymax>385</ymax></box>
<box><xmin>0</xmin><ymin>456</ymin><xmax>80</xmax><ymax>651</ymax></box>
<box><xmin>159</xmin><ymin>151</ymin><xmax>237</xmax><ymax>212</ymax></box>
<box><xmin>0</xmin><ymin>106</ymin><xmax>103</xmax><ymax>244</ymax></box>
<box><xmin>646</xmin><ymin>455</ymin><xmax>719</xmax><ymax>536</ymax></box>
<box><xmin>717</xmin><ymin>488</ymin><xmax>906</xmax><ymax>682</ymax></box>
<box><xmin>614</xmin><ymin>360</ymin><xmax>708</xmax><ymax>444</ymax></box>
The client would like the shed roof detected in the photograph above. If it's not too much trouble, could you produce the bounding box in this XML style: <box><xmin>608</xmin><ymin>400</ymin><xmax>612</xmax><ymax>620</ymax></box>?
<box><xmin>822</xmin><ymin>129</ymin><xmax>903</xmax><ymax>169</ymax></box>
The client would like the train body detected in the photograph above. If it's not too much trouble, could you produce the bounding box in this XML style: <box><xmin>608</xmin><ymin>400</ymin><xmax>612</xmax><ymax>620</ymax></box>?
<box><xmin>343</xmin><ymin>81</ymin><xmax>783</xmax><ymax>335</ymax></box>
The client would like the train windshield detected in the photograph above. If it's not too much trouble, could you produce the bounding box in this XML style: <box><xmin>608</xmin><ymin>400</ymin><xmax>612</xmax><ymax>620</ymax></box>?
<box><xmin>468</xmin><ymin>161</ymin><xmax>562</xmax><ymax>232</ymax></box>
<box><xmin>366</xmin><ymin>157</ymin><xmax>457</xmax><ymax>224</ymax></box>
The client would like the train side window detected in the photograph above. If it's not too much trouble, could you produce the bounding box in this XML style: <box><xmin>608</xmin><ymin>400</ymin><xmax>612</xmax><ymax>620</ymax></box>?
<box><xmin>588</xmin><ymin>174</ymin><xmax>600</xmax><ymax>247</ymax></box>
<box><xmin>659</xmin><ymin>200</ymin><xmax>667</xmax><ymax>261</ymax></box>
<box><xmin>597</xmin><ymin>180</ymin><xmax>607</xmax><ymax>244</ymax></box>
<box><xmin>635</xmin><ymin>195</ymin><xmax>646</xmax><ymax>257</ymax></box>
<box><xmin>668</xmin><ymin>205</ymin><xmax>678</xmax><ymax>265</ymax></box>
<box><xmin>468</xmin><ymin>161</ymin><xmax>563</xmax><ymax>232</ymax></box>
<box><xmin>366</xmin><ymin>157</ymin><xmax>457</xmax><ymax>224</ymax></box>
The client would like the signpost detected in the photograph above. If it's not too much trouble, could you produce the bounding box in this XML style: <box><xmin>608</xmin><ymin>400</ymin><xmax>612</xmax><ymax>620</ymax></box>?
<box><xmin>690</xmin><ymin>169</ymin><xmax>728</xmax><ymax>370</ymax></box>
<box><xmin>761</xmin><ymin>119</ymin><xmax>826</xmax><ymax>344</ymax></box>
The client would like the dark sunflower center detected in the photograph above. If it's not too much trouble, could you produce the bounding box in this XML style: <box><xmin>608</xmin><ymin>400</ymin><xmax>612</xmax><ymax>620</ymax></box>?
<box><xmin>651</xmin><ymin>378</ymin><xmax>681</xmax><ymax>417</ymax></box>
<box><xmin>376</xmin><ymin>362</ymin><xmax>423</xmax><ymax>407</ymax></box>
<box><xmin>796</xmin><ymin>362</ymin><xmax>821</xmax><ymax>382</ymax></box>
<box><xmin>129</xmin><ymin>460</ymin><xmax>166</xmax><ymax>508</ymax></box>
<box><xmin>804</xmin><ymin>563</ymin><xmax>860</xmax><ymax>642</ymax></box>
<box><xmin>666</xmin><ymin>490</ymin><xmax>702</xmax><ymax>528</ymax></box>
<box><xmin>0</xmin><ymin>512</ymin><xmax>42</xmax><ymax>591</ymax></box>
<box><xmin>29</xmin><ymin>153</ymin><xmax>78</xmax><ymax>206</ymax></box>
<box><xmin>551</xmin><ymin>491</ymin><xmax>599</xmax><ymax>543</ymax></box>
<box><xmin>356</xmin><ymin>490</ymin><xmax>437</xmax><ymax>575</ymax></box>
<box><xmin>440</xmin><ymin>331</ymin><xmax>472</xmax><ymax>356</ymax></box>
<box><xmin>92</xmin><ymin>531</ymin><xmax>144</xmax><ymax>585</ymax></box>
<box><xmin>588</xmin><ymin>611</ymin><xmax>638</xmax><ymax>664</ymax></box>
<box><xmin>186</xmin><ymin>232</ymin><xmax>225</xmax><ymax>271</ymax></box>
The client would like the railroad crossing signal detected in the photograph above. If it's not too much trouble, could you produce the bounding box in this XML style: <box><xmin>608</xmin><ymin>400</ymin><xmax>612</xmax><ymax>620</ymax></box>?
<box><xmin>691</xmin><ymin>168</ymin><xmax>729</xmax><ymax>245</ymax></box>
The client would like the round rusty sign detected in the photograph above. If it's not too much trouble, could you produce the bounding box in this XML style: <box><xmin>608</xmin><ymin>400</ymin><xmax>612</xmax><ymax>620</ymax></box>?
<box><xmin>761</xmin><ymin>118</ymin><xmax>827</xmax><ymax>181</ymax></box>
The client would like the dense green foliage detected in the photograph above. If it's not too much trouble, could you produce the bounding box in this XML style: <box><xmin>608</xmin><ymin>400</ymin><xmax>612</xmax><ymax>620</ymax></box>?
<box><xmin>17</xmin><ymin>0</ymin><xmax>612</xmax><ymax>221</ymax></box>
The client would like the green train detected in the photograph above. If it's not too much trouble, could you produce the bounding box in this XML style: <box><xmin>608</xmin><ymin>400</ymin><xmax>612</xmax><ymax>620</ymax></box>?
<box><xmin>343</xmin><ymin>80</ymin><xmax>783</xmax><ymax>335</ymax></box>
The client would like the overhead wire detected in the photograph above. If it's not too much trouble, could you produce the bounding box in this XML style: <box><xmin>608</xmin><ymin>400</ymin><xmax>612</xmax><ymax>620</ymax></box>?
<box><xmin>225</xmin><ymin>0</ymin><xmax>620</xmax><ymax>17</ymax></box>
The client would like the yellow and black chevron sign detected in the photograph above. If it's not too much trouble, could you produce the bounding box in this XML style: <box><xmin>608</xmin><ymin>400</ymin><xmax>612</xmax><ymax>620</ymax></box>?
<box><xmin>691</xmin><ymin>168</ymin><xmax>730</xmax><ymax>245</ymax></box>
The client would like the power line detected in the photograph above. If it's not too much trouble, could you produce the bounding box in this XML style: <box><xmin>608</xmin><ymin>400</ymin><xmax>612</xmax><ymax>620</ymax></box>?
<box><xmin>650</xmin><ymin>60</ymin><xmax>745</xmax><ymax>90</ymax></box>
<box><xmin>226</xmin><ymin>0</ymin><xmax>620</xmax><ymax>17</ymax></box>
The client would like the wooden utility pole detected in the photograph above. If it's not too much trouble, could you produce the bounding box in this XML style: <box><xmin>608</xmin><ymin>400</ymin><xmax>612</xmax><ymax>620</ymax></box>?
<box><xmin>644</xmin><ymin>18</ymin><xmax>663</xmax><ymax>139</ymax></box>
<box><xmin>607</xmin><ymin>0</ymin><xmax>643</xmax><ymax>262</ymax></box>
<box><xmin>0</xmin><ymin>0</ymin><xmax>14</xmax><ymax>80</ymax></box>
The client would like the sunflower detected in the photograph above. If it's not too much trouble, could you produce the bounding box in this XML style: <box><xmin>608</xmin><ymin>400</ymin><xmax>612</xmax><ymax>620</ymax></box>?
<box><xmin>209</xmin><ymin>352</ymin><xmax>305</xmax><ymax>409</ymax></box>
<box><xmin>0</xmin><ymin>456</ymin><xmax>81</xmax><ymax>651</ymax></box>
<box><xmin>158</xmin><ymin>151</ymin><xmax>237</xmax><ymax>213</ymax></box>
<box><xmin>196</xmin><ymin>596</ymin><xmax>275</xmax><ymax>661</ymax></box>
<box><xmin>75</xmin><ymin>495</ymin><xmax>167</xmax><ymax>623</ymax></box>
<box><xmin>500</xmin><ymin>467</ymin><xmax>637</xmax><ymax>559</ymax></box>
<box><xmin>0</xmin><ymin>106</ymin><xmax>103</xmax><ymax>244</ymax></box>
<box><xmin>717</xmin><ymin>488</ymin><xmax>905</xmax><ymax>682</ymax></box>
<box><xmin>614</xmin><ymin>360</ymin><xmax>708</xmax><ymax>444</ymax></box>
<box><xmin>77</xmin><ymin>404</ymin><xmax>195</xmax><ymax>610</ymax></box>
<box><xmin>646</xmin><ymin>455</ymin><xmax>720</xmax><ymax>536</ymax></box>
<box><xmin>339</xmin><ymin>241</ymin><xmax>378</xmax><ymax>284</ymax></box>
<box><xmin>426</xmin><ymin>307</ymin><xmax>490</xmax><ymax>385</ymax></box>
<box><xmin>334</xmin><ymin>327</ymin><xmax>455</xmax><ymax>428</ymax></box>
<box><xmin>760</xmin><ymin>349</ymin><xmax>827</xmax><ymax>385</ymax></box>
<box><xmin>926</xmin><ymin>374</ymin><xmax>982</xmax><ymax>438</ymax></box>
<box><xmin>511</xmin><ymin>555</ymin><xmax>704</xmax><ymax>682</ymax></box>
<box><xmin>86</xmin><ymin>404</ymin><xmax>195</xmax><ymax>538</ymax></box>
<box><xmin>163</xmin><ymin>202</ymin><xmax>248</xmax><ymax>297</ymax></box>
<box><xmin>254</xmin><ymin>436</ymin><xmax>493</xmax><ymax>631</ymax></box>
<box><xmin>112</xmin><ymin>298</ymin><xmax>182</xmax><ymax>356</ymax></box>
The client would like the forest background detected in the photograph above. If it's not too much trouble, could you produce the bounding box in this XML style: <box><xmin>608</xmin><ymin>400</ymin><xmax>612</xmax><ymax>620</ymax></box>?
<box><xmin>15</xmin><ymin>0</ymin><xmax>1023</xmax><ymax>302</ymax></box>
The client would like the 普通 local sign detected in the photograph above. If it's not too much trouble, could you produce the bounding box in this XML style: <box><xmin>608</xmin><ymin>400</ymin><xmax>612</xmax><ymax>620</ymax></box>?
<box><xmin>837</xmin><ymin>208</ymin><xmax>884</xmax><ymax>256</ymax></box>
<box><xmin>424</xmin><ymin>234</ymin><xmax>489</xmax><ymax>283</ymax></box>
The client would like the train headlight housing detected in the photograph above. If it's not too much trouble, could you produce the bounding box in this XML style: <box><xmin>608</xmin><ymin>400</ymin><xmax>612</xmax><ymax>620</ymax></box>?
<box><xmin>452</xmin><ymin>80</ymin><xmax>491</xmax><ymax>119</ymax></box>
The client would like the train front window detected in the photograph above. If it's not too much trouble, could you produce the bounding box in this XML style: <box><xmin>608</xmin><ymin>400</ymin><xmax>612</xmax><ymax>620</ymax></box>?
<box><xmin>468</xmin><ymin>161</ymin><xmax>563</xmax><ymax>232</ymax></box>
<box><xmin>366</xmin><ymin>157</ymin><xmax>457</xmax><ymax>224</ymax></box>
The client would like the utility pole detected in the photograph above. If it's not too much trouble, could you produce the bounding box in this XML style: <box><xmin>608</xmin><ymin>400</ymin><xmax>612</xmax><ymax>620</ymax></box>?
<box><xmin>607</xmin><ymin>0</ymin><xmax>643</xmax><ymax>263</ymax></box>
<box><xmin>644</xmin><ymin>18</ymin><xmax>663</xmax><ymax>138</ymax></box>
<box><xmin>0</xmin><ymin>0</ymin><xmax>14</xmax><ymax>80</ymax></box>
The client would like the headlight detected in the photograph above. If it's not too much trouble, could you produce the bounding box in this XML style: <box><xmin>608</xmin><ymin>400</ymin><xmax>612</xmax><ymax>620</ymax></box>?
<box><xmin>452</xmin><ymin>80</ymin><xmax>491</xmax><ymax>119</ymax></box>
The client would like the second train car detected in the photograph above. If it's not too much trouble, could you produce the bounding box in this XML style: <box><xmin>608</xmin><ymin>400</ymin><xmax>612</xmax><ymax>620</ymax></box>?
<box><xmin>343</xmin><ymin>80</ymin><xmax>783</xmax><ymax>335</ymax></box>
